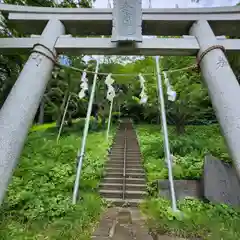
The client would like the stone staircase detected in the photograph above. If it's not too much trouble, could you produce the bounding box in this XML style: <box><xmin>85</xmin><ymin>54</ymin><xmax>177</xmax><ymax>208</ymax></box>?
<box><xmin>93</xmin><ymin>120</ymin><xmax>188</xmax><ymax>240</ymax></box>
<box><xmin>99</xmin><ymin>120</ymin><xmax>147</xmax><ymax>207</ymax></box>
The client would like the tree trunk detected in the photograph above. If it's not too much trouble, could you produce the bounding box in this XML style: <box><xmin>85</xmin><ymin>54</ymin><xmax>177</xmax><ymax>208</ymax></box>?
<box><xmin>67</xmin><ymin>115</ymin><xmax>73</xmax><ymax>127</ymax></box>
<box><xmin>176</xmin><ymin>123</ymin><xmax>185</xmax><ymax>135</ymax></box>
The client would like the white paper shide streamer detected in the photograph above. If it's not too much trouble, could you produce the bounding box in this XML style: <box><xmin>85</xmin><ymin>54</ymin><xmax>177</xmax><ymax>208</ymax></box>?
<box><xmin>138</xmin><ymin>74</ymin><xmax>148</xmax><ymax>104</ymax></box>
<box><xmin>78</xmin><ymin>70</ymin><xmax>88</xmax><ymax>99</ymax></box>
<box><xmin>105</xmin><ymin>74</ymin><xmax>116</xmax><ymax>102</ymax></box>
<box><xmin>163</xmin><ymin>71</ymin><xmax>177</xmax><ymax>102</ymax></box>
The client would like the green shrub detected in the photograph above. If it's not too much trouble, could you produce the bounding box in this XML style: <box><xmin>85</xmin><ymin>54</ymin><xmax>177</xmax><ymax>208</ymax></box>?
<box><xmin>137</xmin><ymin>124</ymin><xmax>229</xmax><ymax>181</ymax></box>
<box><xmin>0</xmin><ymin>124</ymin><xmax>114</xmax><ymax>239</ymax></box>
<box><xmin>141</xmin><ymin>197</ymin><xmax>240</xmax><ymax>240</ymax></box>
<box><xmin>137</xmin><ymin>124</ymin><xmax>239</xmax><ymax>239</ymax></box>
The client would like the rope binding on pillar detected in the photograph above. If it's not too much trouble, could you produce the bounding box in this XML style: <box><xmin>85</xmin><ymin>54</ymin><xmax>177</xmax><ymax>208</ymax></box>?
<box><xmin>196</xmin><ymin>44</ymin><xmax>226</xmax><ymax>68</ymax></box>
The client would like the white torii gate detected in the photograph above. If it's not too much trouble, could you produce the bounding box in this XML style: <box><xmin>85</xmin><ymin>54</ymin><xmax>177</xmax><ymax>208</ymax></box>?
<box><xmin>0</xmin><ymin>1</ymin><xmax>240</xmax><ymax>204</ymax></box>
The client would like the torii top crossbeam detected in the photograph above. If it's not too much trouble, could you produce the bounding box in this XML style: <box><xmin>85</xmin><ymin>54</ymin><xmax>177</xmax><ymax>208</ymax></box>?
<box><xmin>0</xmin><ymin>3</ymin><xmax>240</xmax><ymax>36</ymax></box>
<box><xmin>0</xmin><ymin>3</ymin><xmax>240</xmax><ymax>56</ymax></box>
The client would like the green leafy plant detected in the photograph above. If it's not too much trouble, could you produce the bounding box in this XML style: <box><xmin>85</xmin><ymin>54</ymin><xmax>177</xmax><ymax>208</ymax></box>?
<box><xmin>137</xmin><ymin>124</ymin><xmax>240</xmax><ymax>239</ymax></box>
<box><xmin>137</xmin><ymin>124</ymin><xmax>229</xmax><ymax>182</ymax></box>
<box><xmin>141</xmin><ymin>198</ymin><xmax>240</xmax><ymax>239</ymax></box>
<box><xmin>0</xmin><ymin>123</ymin><xmax>114</xmax><ymax>239</ymax></box>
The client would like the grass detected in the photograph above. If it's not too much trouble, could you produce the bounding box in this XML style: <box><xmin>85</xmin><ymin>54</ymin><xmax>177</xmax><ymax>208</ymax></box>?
<box><xmin>3</xmin><ymin>121</ymin><xmax>239</xmax><ymax>239</ymax></box>
<box><xmin>0</xmin><ymin>121</ymin><xmax>114</xmax><ymax>240</ymax></box>
<box><xmin>31</xmin><ymin>122</ymin><xmax>57</xmax><ymax>131</ymax></box>
<box><xmin>136</xmin><ymin>124</ymin><xmax>240</xmax><ymax>240</ymax></box>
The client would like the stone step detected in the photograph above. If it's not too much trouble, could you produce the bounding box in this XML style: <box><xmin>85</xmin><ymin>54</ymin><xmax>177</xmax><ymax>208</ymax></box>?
<box><xmin>124</xmin><ymin>168</ymin><xmax>144</xmax><ymax>173</ymax></box>
<box><xmin>111</xmin><ymin>150</ymin><xmax>140</xmax><ymax>153</ymax></box>
<box><xmin>100</xmin><ymin>189</ymin><xmax>147</xmax><ymax>199</ymax></box>
<box><xmin>105</xmin><ymin>172</ymin><xmax>123</xmax><ymax>178</ymax></box>
<box><xmin>110</xmin><ymin>153</ymin><xmax>141</xmax><ymax>156</ymax></box>
<box><xmin>111</xmin><ymin>147</ymin><xmax>139</xmax><ymax>150</ymax></box>
<box><xmin>106</xmin><ymin>163</ymin><xmax>143</xmax><ymax>168</ymax></box>
<box><xmin>107</xmin><ymin>162</ymin><xmax>142</xmax><ymax>166</ymax></box>
<box><xmin>106</xmin><ymin>161</ymin><xmax>143</xmax><ymax>169</ymax></box>
<box><xmin>105</xmin><ymin>168</ymin><xmax>123</xmax><ymax>173</ymax></box>
<box><xmin>105</xmin><ymin>168</ymin><xmax>144</xmax><ymax>173</ymax></box>
<box><xmin>100</xmin><ymin>183</ymin><xmax>146</xmax><ymax>191</ymax></box>
<box><xmin>109</xmin><ymin>156</ymin><xmax>141</xmax><ymax>160</ymax></box>
<box><xmin>105</xmin><ymin>198</ymin><xmax>143</xmax><ymax>207</ymax></box>
<box><xmin>127</xmin><ymin>152</ymin><xmax>140</xmax><ymax>155</ymax></box>
<box><xmin>103</xmin><ymin>177</ymin><xmax>145</xmax><ymax>184</ymax></box>
<box><xmin>109</xmin><ymin>158</ymin><xmax>141</xmax><ymax>162</ymax></box>
<box><xmin>105</xmin><ymin>172</ymin><xmax>145</xmax><ymax>178</ymax></box>
<box><xmin>100</xmin><ymin>183</ymin><xmax>123</xmax><ymax>190</ymax></box>
<box><xmin>107</xmin><ymin>160</ymin><xmax>142</xmax><ymax>164</ymax></box>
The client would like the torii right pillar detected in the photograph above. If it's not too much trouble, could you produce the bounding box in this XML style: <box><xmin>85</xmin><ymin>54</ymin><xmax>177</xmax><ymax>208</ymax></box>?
<box><xmin>190</xmin><ymin>20</ymin><xmax>240</xmax><ymax>177</ymax></box>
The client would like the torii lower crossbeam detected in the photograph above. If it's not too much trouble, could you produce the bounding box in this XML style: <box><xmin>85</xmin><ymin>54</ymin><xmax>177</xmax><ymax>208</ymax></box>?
<box><xmin>0</xmin><ymin>37</ymin><xmax>239</xmax><ymax>56</ymax></box>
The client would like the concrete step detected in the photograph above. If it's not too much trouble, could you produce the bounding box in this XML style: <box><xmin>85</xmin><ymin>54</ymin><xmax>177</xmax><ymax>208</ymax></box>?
<box><xmin>126</xmin><ymin>152</ymin><xmax>141</xmax><ymax>154</ymax></box>
<box><xmin>107</xmin><ymin>161</ymin><xmax>142</xmax><ymax>166</ymax></box>
<box><xmin>108</xmin><ymin>156</ymin><xmax>123</xmax><ymax>160</ymax></box>
<box><xmin>100</xmin><ymin>189</ymin><xmax>147</xmax><ymax>199</ymax></box>
<box><xmin>109</xmin><ymin>151</ymin><xmax>123</xmax><ymax>154</ymax></box>
<box><xmin>111</xmin><ymin>149</ymin><xmax>139</xmax><ymax>152</ymax></box>
<box><xmin>126</xmin><ymin>183</ymin><xmax>146</xmax><ymax>191</ymax></box>
<box><xmin>105</xmin><ymin>198</ymin><xmax>143</xmax><ymax>207</ymax></box>
<box><xmin>105</xmin><ymin>168</ymin><xmax>144</xmax><ymax>173</ymax></box>
<box><xmin>124</xmin><ymin>168</ymin><xmax>144</xmax><ymax>173</ymax></box>
<box><xmin>112</xmin><ymin>145</ymin><xmax>138</xmax><ymax>148</ymax></box>
<box><xmin>110</xmin><ymin>153</ymin><xmax>141</xmax><ymax>157</ymax></box>
<box><xmin>105</xmin><ymin>168</ymin><xmax>123</xmax><ymax>173</ymax></box>
<box><xmin>126</xmin><ymin>165</ymin><xmax>143</xmax><ymax>169</ymax></box>
<box><xmin>105</xmin><ymin>172</ymin><xmax>145</xmax><ymax>178</ymax></box>
<box><xmin>107</xmin><ymin>159</ymin><xmax>124</xmax><ymax>163</ymax></box>
<box><xmin>103</xmin><ymin>177</ymin><xmax>145</xmax><ymax>184</ymax></box>
<box><xmin>105</xmin><ymin>172</ymin><xmax>123</xmax><ymax>178</ymax></box>
<box><xmin>105</xmin><ymin>163</ymin><xmax>123</xmax><ymax>168</ymax></box>
<box><xmin>109</xmin><ymin>157</ymin><xmax>141</xmax><ymax>162</ymax></box>
<box><xmin>106</xmin><ymin>160</ymin><xmax>142</xmax><ymax>165</ymax></box>
<box><xmin>110</xmin><ymin>150</ymin><xmax>140</xmax><ymax>153</ymax></box>
<box><xmin>126</xmin><ymin>173</ymin><xmax>145</xmax><ymax>178</ymax></box>
<box><xmin>125</xmin><ymin>160</ymin><xmax>142</xmax><ymax>164</ymax></box>
<box><xmin>109</xmin><ymin>154</ymin><xmax>141</xmax><ymax>158</ymax></box>
<box><xmin>100</xmin><ymin>183</ymin><xmax>123</xmax><ymax>190</ymax></box>
<box><xmin>106</xmin><ymin>162</ymin><xmax>142</xmax><ymax>168</ymax></box>
<box><xmin>100</xmin><ymin>183</ymin><xmax>146</xmax><ymax>191</ymax></box>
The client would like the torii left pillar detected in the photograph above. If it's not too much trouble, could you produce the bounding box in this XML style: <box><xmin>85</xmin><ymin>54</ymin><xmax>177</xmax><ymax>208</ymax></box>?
<box><xmin>0</xmin><ymin>19</ymin><xmax>65</xmax><ymax>204</ymax></box>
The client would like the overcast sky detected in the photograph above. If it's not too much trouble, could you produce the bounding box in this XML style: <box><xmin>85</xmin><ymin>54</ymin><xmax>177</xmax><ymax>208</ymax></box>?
<box><xmin>93</xmin><ymin>0</ymin><xmax>239</xmax><ymax>8</ymax></box>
